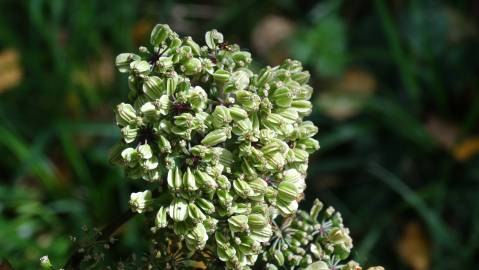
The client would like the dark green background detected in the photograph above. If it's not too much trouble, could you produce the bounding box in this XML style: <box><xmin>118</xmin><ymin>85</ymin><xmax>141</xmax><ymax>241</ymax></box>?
<box><xmin>0</xmin><ymin>0</ymin><xmax>478</xmax><ymax>269</ymax></box>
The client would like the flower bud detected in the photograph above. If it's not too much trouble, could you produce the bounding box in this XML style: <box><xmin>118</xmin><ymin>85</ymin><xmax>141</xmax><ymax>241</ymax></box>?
<box><xmin>211</xmin><ymin>105</ymin><xmax>232</xmax><ymax>128</ymax></box>
<box><xmin>291</xmin><ymin>100</ymin><xmax>312</xmax><ymax>115</ymax></box>
<box><xmin>121</xmin><ymin>125</ymin><xmax>138</xmax><ymax>143</ymax></box>
<box><xmin>232</xmin><ymin>51</ymin><xmax>252</xmax><ymax>65</ymax></box>
<box><xmin>182</xmin><ymin>167</ymin><xmax>198</xmax><ymax>191</ymax></box>
<box><xmin>196</xmin><ymin>197</ymin><xmax>215</xmax><ymax>214</ymax></box>
<box><xmin>256</xmin><ymin>66</ymin><xmax>272</xmax><ymax>86</ymax></box>
<box><xmin>168</xmin><ymin>198</ymin><xmax>188</xmax><ymax>221</ymax></box>
<box><xmin>165</xmin><ymin>75</ymin><xmax>178</xmax><ymax>95</ymax></box>
<box><xmin>227</xmin><ymin>70</ymin><xmax>250</xmax><ymax>92</ymax></box>
<box><xmin>121</xmin><ymin>148</ymin><xmax>139</xmax><ymax>164</ymax></box>
<box><xmin>217</xmin><ymin>189</ymin><xmax>233</xmax><ymax>208</ymax></box>
<box><xmin>235</xmin><ymin>90</ymin><xmax>260</xmax><ymax>111</ymax></box>
<box><xmin>250</xmin><ymin>223</ymin><xmax>272</xmax><ymax>242</ymax></box>
<box><xmin>248</xmin><ymin>213</ymin><xmax>267</xmax><ymax>230</ymax></box>
<box><xmin>182</xmin><ymin>57</ymin><xmax>202</xmax><ymax>75</ymax></box>
<box><xmin>186</xmin><ymin>223</ymin><xmax>209</xmax><ymax>250</ymax></box>
<box><xmin>205</xmin><ymin>29</ymin><xmax>224</xmax><ymax>49</ymax></box>
<box><xmin>213</xmin><ymin>69</ymin><xmax>230</xmax><ymax>82</ymax></box>
<box><xmin>155</xmin><ymin>206</ymin><xmax>168</xmax><ymax>228</ymax></box>
<box><xmin>189</xmin><ymin>86</ymin><xmax>207</xmax><ymax>111</ymax></box>
<box><xmin>157</xmin><ymin>135</ymin><xmax>171</xmax><ymax>153</ymax></box>
<box><xmin>140</xmin><ymin>102</ymin><xmax>158</xmax><ymax>121</ymax></box>
<box><xmin>201</xmin><ymin>127</ymin><xmax>231</xmax><ymax>146</ymax></box>
<box><xmin>297</xmin><ymin>138</ymin><xmax>320</xmax><ymax>153</ymax></box>
<box><xmin>129</xmin><ymin>190</ymin><xmax>152</xmax><ymax>213</ymax></box>
<box><xmin>40</xmin><ymin>256</ymin><xmax>52</xmax><ymax>269</ymax></box>
<box><xmin>204</xmin><ymin>217</ymin><xmax>218</xmax><ymax>233</ymax></box>
<box><xmin>184</xmin><ymin>36</ymin><xmax>201</xmax><ymax>56</ymax></box>
<box><xmin>278</xmin><ymin>181</ymin><xmax>299</xmax><ymax>203</ymax></box>
<box><xmin>116</xmin><ymin>53</ymin><xmax>140</xmax><ymax>73</ymax></box>
<box><xmin>228</xmin><ymin>215</ymin><xmax>249</xmax><ymax>233</ymax></box>
<box><xmin>273</xmin><ymin>250</ymin><xmax>285</xmax><ymax>266</ymax></box>
<box><xmin>188</xmin><ymin>202</ymin><xmax>206</xmax><ymax>223</ymax></box>
<box><xmin>297</xmin><ymin>121</ymin><xmax>318</xmax><ymax>139</ymax></box>
<box><xmin>277</xmin><ymin>199</ymin><xmax>298</xmax><ymax>216</ymax></box>
<box><xmin>130</xmin><ymin>60</ymin><xmax>151</xmax><ymax>75</ymax></box>
<box><xmin>150</xmin><ymin>24</ymin><xmax>172</xmax><ymax>46</ymax></box>
<box><xmin>229</xmin><ymin>106</ymin><xmax>248</xmax><ymax>121</ymax></box>
<box><xmin>216</xmin><ymin>175</ymin><xmax>231</xmax><ymax>190</ymax></box>
<box><xmin>116</xmin><ymin>103</ymin><xmax>138</xmax><ymax>126</ymax></box>
<box><xmin>270</xmin><ymin>87</ymin><xmax>292</xmax><ymax>108</ymax></box>
<box><xmin>233</xmin><ymin>179</ymin><xmax>253</xmax><ymax>198</ymax></box>
<box><xmin>195</xmin><ymin>170</ymin><xmax>218</xmax><ymax>190</ymax></box>
<box><xmin>167</xmin><ymin>166</ymin><xmax>183</xmax><ymax>192</ymax></box>
<box><xmin>291</xmin><ymin>70</ymin><xmax>310</xmax><ymax>84</ymax></box>
<box><xmin>138</xmin><ymin>143</ymin><xmax>153</xmax><ymax>159</ymax></box>
<box><xmin>142</xmin><ymin>76</ymin><xmax>164</xmax><ymax>99</ymax></box>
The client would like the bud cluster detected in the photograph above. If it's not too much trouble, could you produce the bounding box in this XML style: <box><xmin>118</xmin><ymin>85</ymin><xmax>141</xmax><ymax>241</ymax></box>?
<box><xmin>261</xmin><ymin>199</ymin><xmax>358</xmax><ymax>270</ymax></box>
<box><xmin>110</xmin><ymin>24</ymin><xmax>322</xmax><ymax>269</ymax></box>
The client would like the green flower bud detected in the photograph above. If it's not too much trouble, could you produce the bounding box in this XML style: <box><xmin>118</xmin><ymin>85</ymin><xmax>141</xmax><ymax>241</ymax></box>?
<box><xmin>204</xmin><ymin>217</ymin><xmax>218</xmax><ymax>233</ymax></box>
<box><xmin>182</xmin><ymin>167</ymin><xmax>198</xmax><ymax>191</ymax></box>
<box><xmin>264</xmin><ymin>152</ymin><xmax>286</xmax><ymax>171</ymax></box>
<box><xmin>217</xmin><ymin>189</ymin><xmax>233</xmax><ymax>208</ymax></box>
<box><xmin>184</xmin><ymin>36</ymin><xmax>201</xmax><ymax>56</ymax></box>
<box><xmin>233</xmin><ymin>179</ymin><xmax>253</xmax><ymax>198</ymax></box>
<box><xmin>273</xmin><ymin>250</ymin><xmax>285</xmax><ymax>266</ymax></box>
<box><xmin>174</xmin><ymin>113</ymin><xmax>194</xmax><ymax>128</ymax></box>
<box><xmin>211</xmin><ymin>105</ymin><xmax>232</xmax><ymax>128</ymax></box>
<box><xmin>130</xmin><ymin>60</ymin><xmax>151</xmax><ymax>75</ymax></box>
<box><xmin>276</xmin><ymin>107</ymin><xmax>299</xmax><ymax>124</ymax></box>
<box><xmin>167</xmin><ymin>166</ymin><xmax>183</xmax><ymax>192</ymax></box>
<box><xmin>278</xmin><ymin>181</ymin><xmax>300</xmax><ymax>203</ymax></box>
<box><xmin>232</xmin><ymin>118</ymin><xmax>253</xmax><ymax>137</ymax></box>
<box><xmin>116</xmin><ymin>53</ymin><xmax>140</xmax><ymax>73</ymax></box>
<box><xmin>121</xmin><ymin>125</ymin><xmax>138</xmax><ymax>143</ymax></box>
<box><xmin>232</xmin><ymin>51</ymin><xmax>252</xmax><ymax>66</ymax></box>
<box><xmin>150</xmin><ymin>24</ymin><xmax>172</xmax><ymax>46</ymax></box>
<box><xmin>205</xmin><ymin>29</ymin><xmax>224</xmax><ymax>49</ymax></box>
<box><xmin>291</xmin><ymin>70</ymin><xmax>310</xmax><ymax>84</ymax></box>
<box><xmin>201</xmin><ymin>127</ymin><xmax>231</xmax><ymax>146</ymax></box>
<box><xmin>270</xmin><ymin>87</ymin><xmax>292</xmax><ymax>108</ymax></box>
<box><xmin>182</xmin><ymin>57</ymin><xmax>202</xmax><ymax>75</ymax></box>
<box><xmin>196</xmin><ymin>197</ymin><xmax>215</xmax><ymax>214</ymax></box>
<box><xmin>195</xmin><ymin>170</ymin><xmax>218</xmax><ymax>190</ymax></box>
<box><xmin>283</xmin><ymin>169</ymin><xmax>306</xmax><ymax>193</ymax></box>
<box><xmin>277</xmin><ymin>199</ymin><xmax>298</xmax><ymax>216</ymax></box>
<box><xmin>297</xmin><ymin>121</ymin><xmax>318</xmax><ymax>139</ymax></box>
<box><xmin>165</xmin><ymin>76</ymin><xmax>178</xmax><ymax>95</ymax></box>
<box><xmin>213</xmin><ymin>69</ymin><xmax>230</xmax><ymax>82</ymax></box>
<box><xmin>121</xmin><ymin>147</ymin><xmax>139</xmax><ymax>164</ymax></box>
<box><xmin>140</xmin><ymin>102</ymin><xmax>158</xmax><ymax>121</ymax></box>
<box><xmin>189</xmin><ymin>86</ymin><xmax>207</xmax><ymax>111</ymax></box>
<box><xmin>142</xmin><ymin>76</ymin><xmax>164</xmax><ymax>99</ymax></box>
<box><xmin>256</xmin><ymin>66</ymin><xmax>272</xmax><ymax>86</ymax></box>
<box><xmin>129</xmin><ymin>190</ymin><xmax>152</xmax><ymax>213</ymax></box>
<box><xmin>291</xmin><ymin>100</ymin><xmax>312</xmax><ymax>115</ymax></box>
<box><xmin>228</xmin><ymin>214</ymin><xmax>249</xmax><ymax>233</ymax></box>
<box><xmin>292</xmin><ymin>148</ymin><xmax>309</xmax><ymax>162</ymax></box>
<box><xmin>304</xmin><ymin>261</ymin><xmax>329</xmax><ymax>270</ymax></box>
<box><xmin>156</xmin><ymin>135</ymin><xmax>171</xmax><ymax>153</ymax></box>
<box><xmin>168</xmin><ymin>198</ymin><xmax>188</xmax><ymax>221</ymax></box>
<box><xmin>216</xmin><ymin>175</ymin><xmax>231</xmax><ymax>190</ymax></box>
<box><xmin>116</xmin><ymin>103</ymin><xmax>138</xmax><ymax>126</ymax></box>
<box><xmin>188</xmin><ymin>203</ymin><xmax>206</xmax><ymax>223</ymax></box>
<box><xmin>248</xmin><ymin>213</ymin><xmax>267</xmax><ymax>230</ymax></box>
<box><xmin>227</xmin><ymin>70</ymin><xmax>250</xmax><ymax>92</ymax></box>
<box><xmin>138</xmin><ymin>143</ymin><xmax>153</xmax><ymax>159</ymax></box>
<box><xmin>141</xmin><ymin>156</ymin><xmax>158</xmax><ymax>170</ymax></box>
<box><xmin>186</xmin><ymin>223</ymin><xmax>208</xmax><ymax>250</ymax></box>
<box><xmin>235</xmin><ymin>90</ymin><xmax>260</xmax><ymax>111</ymax></box>
<box><xmin>297</xmin><ymin>137</ymin><xmax>320</xmax><ymax>153</ymax></box>
<box><xmin>40</xmin><ymin>256</ymin><xmax>52</xmax><ymax>269</ymax></box>
<box><xmin>250</xmin><ymin>223</ymin><xmax>272</xmax><ymax>242</ymax></box>
<box><xmin>229</xmin><ymin>106</ymin><xmax>248</xmax><ymax>121</ymax></box>
<box><xmin>155</xmin><ymin>206</ymin><xmax>168</xmax><ymax>228</ymax></box>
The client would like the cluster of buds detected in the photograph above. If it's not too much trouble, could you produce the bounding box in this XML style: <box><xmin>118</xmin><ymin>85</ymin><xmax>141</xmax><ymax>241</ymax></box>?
<box><xmin>261</xmin><ymin>199</ymin><xmax>357</xmax><ymax>270</ymax></box>
<box><xmin>109</xmin><ymin>24</ymin><xmax>328</xmax><ymax>269</ymax></box>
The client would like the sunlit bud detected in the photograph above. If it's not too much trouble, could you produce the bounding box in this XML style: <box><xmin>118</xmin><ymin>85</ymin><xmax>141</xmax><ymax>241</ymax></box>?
<box><xmin>235</xmin><ymin>90</ymin><xmax>260</xmax><ymax>111</ymax></box>
<box><xmin>150</xmin><ymin>24</ymin><xmax>172</xmax><ymax>46</ymax></box>
<box><xmin>233</xmin><ymin>179</ymin><xmax>253</xmax><ymax>198</ymax></box>
<box><xmin>273</xmin><ymin>250</ymin><xmax>285</xmax><ymax>266</ymax></box>
<box><xmin>250</xmin><ymin>223</ymin><xmax>272</xmax><ymax>243</ymax></box>
<box><xmin>291</xmin><ymin>100</ymin><xmax>312</xmax><ymax>115</ymax></box>
<box><xmin>154</xmin><ymin>95</ymin><xmax>171</xmax><ymax>115</ymax></box>
<box><xmin>248</xmin><ymin>213</ymin><xmax>267</xmax><ymax>230</ymax></box>
<box><xmin>167</xmin><ymin>166</ymin><xmax>183</xmax><ymax>192</ymax></box>
<box><xmin>277</xmin><ymin>199</ymin><xmax>298</xmax><ymax>216</ymax></box>
<box><xmin>256</xmin><ymin>66</ymin><xmax>272</xmax><ymax>86</ymax></box>
<box><xmin>265</xmin><ymin>152</ymin><xmax>286</xmax><ymax>171</ymax></box>
<box><xmin>189</xmin><ymin>86</ymin><xmax>207</xmax><ymax>111</ymax></box>
<box><xmin>216</xmin><ymin>175</ymin><xmax>231</xmax><ymax>190</ymax></box>
<box><xmin>168</xmin><ymin>35</ymin><xmax>182</xmax><ymax>50</ymax></box>
<box><xmin>205</xmin><ymin>29</ymin><xmax>224</xmax><ymax>49</ymax></box>
<box><xmin>227</xmin><ymin>70</ymin><xmax>250</xmax><ymax>92</ymax></box>
<box><xmin>217</xmin><ymin>148</ymin><xmax>234</xmax><ymax>168</ymax></box>
<box><xmin>203</xmin><ymin>217</ymin><xmax>218</xmax><ymax>233</ymax></box>
<box><xmin>278</xmin><ymin>181</ymin><xmax>300</xmax><ymax>203</ymax></box>
<box><xmin>182</xmin><ymin>57</ymin><xmax>202</xmax><ymax>75</ymax></box>
<box><xmin>297</xmin><ymin>84</ymin><xmax>313</xmax><ymax>100</ymax></box>
<box><xmin>121</xmin><ymin>125</ymin><xmax>138</xmax><ymax>143</ymax></box>
<box><xmin>292</xmin><ymin>148</ymin><xmax>309</xmax><ymax>162</ymax></box>
<box><xmin>130</xmin><ymin>60</ymin><xmax>151</xmax><ymax>75</ymax></box>
<box><xmin>137</xmin><ymin>143</ymin><xmax>152</xmax><ymax>159</ymax></box>
<box><xmin>142</xmin><ymin>156</ymin><xmax>158</xmax><ymax>170</ymax></box>
<box><xmin>188</xmin><ymin>203</ymin><xmax>206</xmax><ymax>223</ymax></box>
<box><xmin>116</xmin><ymin>103</ymin><xmax>138</xmax><ymax>126</ymax></box>
<box><xmin>116</xmin><ymin>53</ymin><xmax>140</xmax><ymax>73</ymax></box>
<box><xmin>229</xmin><ymin>106</ymin><xmax>248</xmax><ymax>121</ymax></box>
<box><xmin>213</xmin><ymin>69</ymin><xmax>230</xmax><ymax>82</ymax></box>
<box><xmin>276</xmin><ymin>108</ymin><xmax>298</xmax><ymax>124</ymax></box>
<box><xmin>140</xmin><ymin>102</ymin><xmax>157</xmax><ymax>121</ymax></box>
<box><xmin>142</xmin><ymin>76</ymin><xmax>164</xmax><ymax>99</ymax></box>
<box><xmin>168</xmin><ymin>198</ymin><xmax>188</xmax><ymax>221</ymax></box>
<box><xmin>217</xmin><ymin>190</ymin><xmax>233</xmax><ymax>208</ymax></box>
<box><xmin>283</xmin><ymin>169</ymin><xmax>306</xmax><ymax>193</ymax></box>
<box><xmin>259</xmin><ymin>129</ymin><xmax>276</xmax><ymax>142</ymax></box>
<box><xmin>211</xmin><ymin>105</ymin><xmax>232</xmax><ymax>128</ymax></box>
<box><xmin>297</xmin><ymin>121</ymin><xmax>318</xmax><ymax>139</ymax></box>
<box><xmin>155</xmin><ymin>206</ymin><xmax>168</xmax><ymax>228</ymax></box>
<box><xmin>186</xmin><ymin>223</ymin><xmax>208</xmax><ymax>250</ymax></box>
<box><xmin>184</xmin><ymin>36</ymin><xmax>201</xmax><ymax>56</ymax></box>
<box><xmin>201</xmin><ymin>127</ymin><xmax>231</xmax><ymax>146</ymax></box>
<box><xmin>241</xmin><ymin>159</ymin><xmax>257</xmax><ymax>176</ymax></box>
<box><xmin>232</xmin><ymin>51</ymin><xmax>252</xmax><ymax>66</ymax></box>
<box><xmin>270</xmin><ymin>87</ymin><xmax>292</xmax><ymax>108</ymax></box>
<box><xmin>249</xmin><ymin>178</ymin><xmax>267</xmax><ymax>200</ymax></box>
<box><xmin>291</xmin><ymin>70</ymin><xmax>310</xmax><ymax>84</ymax></box>
<box><xmin>156</xmin><ymin>135</ymin><xmax>171</xmax><ymax>153</ymax></box>
<box><xmin>174</xmin><ymin>113</ymin><xmax>194</xmax><ymax>128</ymax></box>
<box><xmin>121</xmin><ymin>148</ymin><xmax>139</xmax><ymax>164</ymax></box>
<box><xmin>195</xmin><ymin>197</ymin><xmax>215</xmax><ymax>214</ymax></box>
<box><xmin>261</xmin><ymin>139</ymin><xmax>288</xmax><ymax>155</ymax></box>
<box><xmin>129</xmin><ymin>190</ymin><xmax>152</xmax><ymax>213</ymax></box>
<box><xmin>228</xmin><ymin>215</ymin><xmax>249</xmax><ymax>233</ymax></box>
<box><xmin>195</xmin><ymin>170</ymin><xmax>218</xmax><ymax>190</ymax></box>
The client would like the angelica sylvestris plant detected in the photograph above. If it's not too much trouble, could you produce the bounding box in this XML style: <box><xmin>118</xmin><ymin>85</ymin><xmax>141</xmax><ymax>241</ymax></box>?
<box><xmin>44</xmin><ymin>25</ymin><xmax>381</xmax><ymax>270</ymax></box>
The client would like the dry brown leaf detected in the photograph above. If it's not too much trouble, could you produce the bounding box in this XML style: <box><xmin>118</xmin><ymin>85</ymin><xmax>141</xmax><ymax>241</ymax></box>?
<box><xmin>452</xmin><ymin>137</ymin><xmax>479</xmax><ymax>161</ymax></box>
<box><xmin>251</xmin><ymin>15</ymin><xmax>296</xmax><ymax>64</ymax></box>
<box><xmin>425</xmin><ymin>116</ymin><xmax>459</xmax><ymax>149</ymax></box>
<box><xmin>397</xmin><ymin>222</ymin><xmax>430</xmax><ymax>270</ymax></box>
<box><xmin>0</xmin><ymin>49</ymin><xmax>22</xmax><ymax>93</ymax></box>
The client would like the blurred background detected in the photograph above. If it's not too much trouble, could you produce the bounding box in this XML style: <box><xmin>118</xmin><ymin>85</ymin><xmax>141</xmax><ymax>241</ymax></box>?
<box><xmin>0</xmin><ymin>0</ymin><xmax>478</xmax><ymax>269</ymax></box>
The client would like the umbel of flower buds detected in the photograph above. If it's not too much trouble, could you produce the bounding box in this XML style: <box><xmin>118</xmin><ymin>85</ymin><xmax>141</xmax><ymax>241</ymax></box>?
<box><xmin>111</xmin><ymin>24</ymin><xmax>322</xmax><ymax>269</ymax></box>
